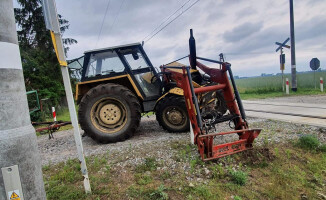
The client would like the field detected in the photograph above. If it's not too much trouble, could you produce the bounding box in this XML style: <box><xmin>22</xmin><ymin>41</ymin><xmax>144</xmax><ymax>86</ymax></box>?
<box><xmin>235</xmin><ymin>71</ymin><xmax>326</xmax><ymax>99</ymax></box>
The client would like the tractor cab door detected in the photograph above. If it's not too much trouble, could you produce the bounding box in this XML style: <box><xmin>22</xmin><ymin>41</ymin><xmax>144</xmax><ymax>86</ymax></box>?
<box><xmin>121</xmin><ymin>47</ymin><xmax>161</xmax><ymax>100</ymax></box>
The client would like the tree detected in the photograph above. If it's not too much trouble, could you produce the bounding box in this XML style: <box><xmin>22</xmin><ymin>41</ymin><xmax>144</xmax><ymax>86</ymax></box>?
<box><xmin>15</xmin><ymin>0</ymin><xmax>77</xmax><ymax>106</ymax></box>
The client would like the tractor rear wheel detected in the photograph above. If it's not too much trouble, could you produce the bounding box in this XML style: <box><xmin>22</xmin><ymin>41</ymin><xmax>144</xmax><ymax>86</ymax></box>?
<box><xmin>78</xmin><ymin>83</ymin><xmax>141</xmax><ymax>143</ymax></box>
<box><xmin>156</xmin><ymin>96</ymin><xmax>190</xmax><ymax>132</ymax></box>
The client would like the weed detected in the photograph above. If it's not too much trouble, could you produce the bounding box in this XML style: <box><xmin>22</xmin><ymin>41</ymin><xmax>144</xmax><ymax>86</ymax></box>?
<box><xmin>43</xmin><ymin>164</ymin><xmax>50</xmax><ymax>172</ymax></box>
<box><xmin>274</xmin><ymin>147</ymin><xmax>279</xmax><ymax>157</ymax></box>
<box><xmin>135</xmin><ymin>173</ymin><xmax>153</xmax><ymax>185</ymax></box>
<box><xmin>135</xmin><ymin>157</ymin><xmax>157</xmax><ymax>173</ymax></box>
<box><xmin>150</xmin><ymin>184</ymin><xmax>168</xmax><ymax>200</ymax></box>
<box><xmin>190</xmin><ymin>156</ymin><xmax>204</xmax><ymax>172</ymax></box>
<box><xmin>46</xmin><ymin>184</ymin><xmax>86</xmax><ymax>200</ymax></box>
<box><xmin>286</xmin><ymin>149</ymin><xmax>291</xmax><ymax>159</ymax></box>
<box><xmin>127</xmin><ymin>185</ymin><xmax>143</xmax><ymax>198</ymax></box>
<box><xmin>263</xmin><ymin>135</ymin><xmax>269</xmax><ymax>146</ymax></box>
<box><xmin>210</xmin><ymin>164</ymin><xmax>226</xmax><ymax>179</ymax></box>
<box><xmin>160</xmin><ymin>171</ymin><xmax>171</xmax><ymax>180</ymax></box>
<box><xmin>297</xmin><ymin>135</ymin><xmax>320</xmax><ymax>151</ymax></box>
<box><xmin>318</xmin><ymin>144</ymin><xmax>326</xmax><ymax>152</ymax></box>
<box><xmin>229</xmin><ymin>170</ymin><xmax>247</xmax><ymax>186</ymax></box>
<box><xmin>184</xmin><ymin>185</ymin><xmax>212</xmax><ymax>199</ymax></box>
<box><xmin>234</xmin><ymin>196</ymin><xmax>242</xmax><ymax>200</ymax></box>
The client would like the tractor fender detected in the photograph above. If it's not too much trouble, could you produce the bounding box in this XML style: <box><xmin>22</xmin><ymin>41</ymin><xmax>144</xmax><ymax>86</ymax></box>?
<box><xmin>154</xmin><ymin>87</ymin><xmax>184</xmax><ymax>109</ymax></box>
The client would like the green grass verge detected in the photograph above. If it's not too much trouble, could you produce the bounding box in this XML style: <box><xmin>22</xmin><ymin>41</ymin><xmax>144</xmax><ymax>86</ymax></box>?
<box><xmin>240</xmin><ymin>89</ymin><xmax>325</xmax><ymax>100</ymax></box>
<box><xmin>43</xmin><ymin>138</ymin><xmax>326</xmax><ymax>200</ymax></box>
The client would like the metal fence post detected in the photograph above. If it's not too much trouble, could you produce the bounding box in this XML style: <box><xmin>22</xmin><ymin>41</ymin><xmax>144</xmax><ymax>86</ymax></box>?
<box><xmin>321</xmin><ymin>77</ymin><xmax>324</xmax><ymax>92</ymax></box>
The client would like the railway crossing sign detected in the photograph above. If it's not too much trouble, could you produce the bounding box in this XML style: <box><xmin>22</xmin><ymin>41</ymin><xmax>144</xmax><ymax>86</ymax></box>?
<box><xmin>275</xmin><ymin>38</ymin><xmax>290</xmax><ymax>52</ymax></box>
<box><xmin>275</xmin><ymin>38</ymin><xmax>290</xmax><ymax>71</ymax></box>
<box><xmin>275</xmin><ymin>38</ymin><xmax>290</xmax><ymax>92</ymax></box>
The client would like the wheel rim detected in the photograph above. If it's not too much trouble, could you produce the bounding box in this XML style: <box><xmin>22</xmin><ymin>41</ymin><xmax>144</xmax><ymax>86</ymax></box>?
<box><xmin>163</xmin><ymin>106</ymin><xmax>186</xmax><ymax>128</ymax></box>
<box><xmin>90</xmin><ymin>97</ymin><xmax>127</xmax><ymax>134</ymax></box>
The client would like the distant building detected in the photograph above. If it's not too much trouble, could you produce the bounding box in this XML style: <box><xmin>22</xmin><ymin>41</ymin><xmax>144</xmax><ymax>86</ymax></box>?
<box><xmin>261</xmin><ymin>73</ymin><xmax>273</xmax><ymax>77</ymax></box>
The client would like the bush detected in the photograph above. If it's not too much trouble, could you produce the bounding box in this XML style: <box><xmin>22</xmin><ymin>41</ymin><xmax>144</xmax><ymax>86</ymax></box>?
<box><xmin>297</xmin><ymin>135</ymin><xmax>320</xmax><ymax>150</ymax></box>
<box><xmin>229</xmin><ymin>170</ymin><xmax>247</xmax><ymax>186</ymax></box>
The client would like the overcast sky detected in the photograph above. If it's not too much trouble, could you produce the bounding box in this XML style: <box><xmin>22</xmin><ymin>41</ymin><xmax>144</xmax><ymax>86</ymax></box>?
<box><xmin>18</xmin><ymin>0</ymin><xmax>326</xmax><ymax>76</ymax></box>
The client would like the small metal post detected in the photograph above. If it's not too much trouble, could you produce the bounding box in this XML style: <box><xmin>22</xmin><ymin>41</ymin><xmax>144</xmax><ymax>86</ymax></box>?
<box><xmin>314</xmin><ymin>70</ymin><xmax>316</xmax><ymax>89</ymax></box>
<box><xmin>286</xmin><ymin>78</ymin><xmax>289</xmax><ymax>94</ymax></box>
<box><xmin>321</xmin><ymin>77</ymin><xmax>324</xmax><ymax>92</ymax></box>
<box><xmin>282</xmin><ymin>70</ymin><xmax>284</xmax><ymax>92</ymax></box>
<box><xmin>281</xmin><ymin>48</ymin><xmax>284</xmax><ymax>92</ymax></box>
<box><xmin>52</xmin><ymin>107</ymin><xmax>57</xmax><ymax>122</ymax></box>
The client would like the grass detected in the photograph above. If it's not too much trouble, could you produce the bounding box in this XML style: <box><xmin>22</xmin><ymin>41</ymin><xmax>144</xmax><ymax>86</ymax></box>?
<box><xmin>229</xmin><ymin>170</ymin><xmax>248</xmax><ymax>186</ymax></box>
<box><xmin>235</xmin><ymin>71</ymin><xmax>326</xmax><ymax>99</ymax></box>
<box><xmin>297</xmin><ymin>135</ymin><xmax>320</xmax><ymax>150</ymax></box>
<box><xmin>297</xmin><ymin>135</ymin><xmax>326</xmax><ymax>153</ymax></box>
<box><xmin>43</xmin><ymin>136</ymin><xmax>326</xmax><ymax>200</ymax></box>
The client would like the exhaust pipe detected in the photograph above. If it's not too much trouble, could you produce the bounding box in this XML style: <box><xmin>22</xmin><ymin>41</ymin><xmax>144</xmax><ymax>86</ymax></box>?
<box><xmin>189</xmin><ymin>29</ymin><xmax>197</xmax><ymax>69</ymax></box>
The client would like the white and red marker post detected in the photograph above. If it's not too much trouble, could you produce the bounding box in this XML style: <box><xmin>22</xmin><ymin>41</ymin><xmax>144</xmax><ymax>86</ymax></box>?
<box><xmin>321</xmin><ymin>77</ymin><xmax>324</xmax><ymax>92</ymax></box>
<box><xmin>52</xmin><ymin>107</ymin><xmax>57</xmax><ymax>122</ymax></box>
<box><xmin>286</xmin><ymin>78</ymin><xmax>289</xmax><ymax>94</ymax></box>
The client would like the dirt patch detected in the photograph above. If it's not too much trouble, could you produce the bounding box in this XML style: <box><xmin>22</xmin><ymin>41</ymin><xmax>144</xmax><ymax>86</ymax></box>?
<box><xmin>241</xmin><ymin>147</ymin><xmax>275</xmax><ymax>166</ymax></box>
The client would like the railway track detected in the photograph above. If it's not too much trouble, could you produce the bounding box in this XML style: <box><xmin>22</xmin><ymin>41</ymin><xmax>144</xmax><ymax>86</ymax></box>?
<box><xmin>243</xmin><ymin>100</ymin><xmax>326</xmax><ymax>128</ymax></box>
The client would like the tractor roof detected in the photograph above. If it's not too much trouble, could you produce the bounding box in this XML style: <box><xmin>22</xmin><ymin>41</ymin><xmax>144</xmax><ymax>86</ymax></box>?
<box><xmin>84</xmin><ymin>43</ymin><xmax>141</xmax><ymax>54</ymax></box>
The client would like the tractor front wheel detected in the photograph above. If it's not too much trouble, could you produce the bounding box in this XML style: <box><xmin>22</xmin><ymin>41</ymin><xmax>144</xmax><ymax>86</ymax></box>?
<box><xmin>156</xmin><ymin>96</ymin><xmax>189</xmax><ymax>132</ymax></box>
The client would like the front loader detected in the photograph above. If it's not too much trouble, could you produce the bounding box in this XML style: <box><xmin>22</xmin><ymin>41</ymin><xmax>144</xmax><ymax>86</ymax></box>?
<box><xmin>161</xmin><ymin>29</ymin><xmax>261</xmax><ymax>160</ymax></box>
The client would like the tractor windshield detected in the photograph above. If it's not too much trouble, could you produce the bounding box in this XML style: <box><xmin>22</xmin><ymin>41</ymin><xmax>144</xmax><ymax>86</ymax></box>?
<box><xmin>123</xmin><ymin>50</ymin><xmax>149</xmax><ymax>70</ymax></box>
<box><xmin>85</xmin><ymin>51</ymin><xmax>124</xmax><ymax>77</ymax></box>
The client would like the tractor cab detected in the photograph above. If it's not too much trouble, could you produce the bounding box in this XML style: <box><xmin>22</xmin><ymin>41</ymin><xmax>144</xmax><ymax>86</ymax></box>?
<box><xmin>72</xmin><ymin>43</ymin><xmax>162</xmax><ymax>111</ymax></box>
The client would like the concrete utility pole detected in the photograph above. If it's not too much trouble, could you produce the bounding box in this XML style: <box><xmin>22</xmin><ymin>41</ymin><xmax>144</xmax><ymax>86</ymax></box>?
<box><xmin>289</xmin><ymin>0</ymin><xmax>297</xmax><ymax>91</ymax></box>
<box><xmin>0</xmin><ymin>0</ymin><xmax>46</xmax><ymax>199</ymax></box>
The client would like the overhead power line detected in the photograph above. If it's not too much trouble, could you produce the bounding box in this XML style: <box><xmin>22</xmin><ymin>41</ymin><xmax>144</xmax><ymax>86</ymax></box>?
<box><xmin>142</xmin><ymin>0</ymin><xmax>192</xmax><ymax>42</ymax></box>
<box><xmin>143</xmin><ymin>0</ymin><xmax>200</xmax><ymax>44</ymax></box>
<box><xmin>95</xmin><ymin>0</ymin><xmax>111</xmax><ymax>48</ymax></box>
<box><xmin>107</xmin><ymin>0</ymin><xmax>126</xmax><ymax>35</ymax></box>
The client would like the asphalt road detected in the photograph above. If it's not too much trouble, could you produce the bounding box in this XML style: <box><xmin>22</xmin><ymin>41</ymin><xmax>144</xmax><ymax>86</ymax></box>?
<box><xmin>243</xmin><ymin>100</ymin><xmax>326</xmax><ymax>128</ymax></box>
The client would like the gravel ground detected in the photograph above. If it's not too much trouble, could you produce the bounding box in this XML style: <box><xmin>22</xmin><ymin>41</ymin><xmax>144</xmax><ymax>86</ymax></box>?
<box><xmin>38</xmin><ymin>118</ymin><xmax>326</xmax><ymax>167</ymax></box>
<box><xmin>37</xmin><ymin>95</ymin><xmax>326</xmax><ymax>166</ymax></box>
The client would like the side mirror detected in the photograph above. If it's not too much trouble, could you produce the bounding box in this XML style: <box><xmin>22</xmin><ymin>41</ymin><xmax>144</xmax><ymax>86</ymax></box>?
<box><xmin>132</xmin><ymin>52</ymin><xmax>139</xmax><ymax>60</ymax></box>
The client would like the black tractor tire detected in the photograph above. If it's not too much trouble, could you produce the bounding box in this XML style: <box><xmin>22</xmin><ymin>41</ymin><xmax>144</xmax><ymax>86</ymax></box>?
<box><xmin>156</xmin><ymin>96</ymin><xmax>190</xmax><ymax>132</ymax></box>
<box><xmin>78</xmin><ymin>83</ymin><xmax>141</xmax><ymax>143</ymax></box>
<box><xmin>215</xmin><ymin>90</ymin><xmax>228</xmax><ymax>115</ymax></box>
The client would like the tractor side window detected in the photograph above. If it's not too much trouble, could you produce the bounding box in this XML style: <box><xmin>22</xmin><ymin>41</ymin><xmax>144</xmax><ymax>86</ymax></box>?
<box><xmin>124</xmin><ymin>50</ymin><xmax>149</xmax><ymax>70</ymax></box>
<box><xmin>86</xmin><ymin>51</ymin><xmax>124</xmax><ymax>77</ymax></box>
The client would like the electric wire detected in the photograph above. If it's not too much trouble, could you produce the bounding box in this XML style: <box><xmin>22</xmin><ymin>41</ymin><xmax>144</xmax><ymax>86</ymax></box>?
<box><xmin>142</xmin><ymin>0</ymin><xmax>192</xmax><ymax>42</ymax></box>
<box><xmin>95</xmin><ymin>0</ymin><xmax>111</xmax><ymax>48</ymax></box>
<box><xmin>107</xmin><ymin>0</ymin><xmax>126</xmax><ymax>35</ymax></box>
<box><xmin>144</xmin><ymin>0</ymin><xmax>200</xmax><ymax>44</ymax></box>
